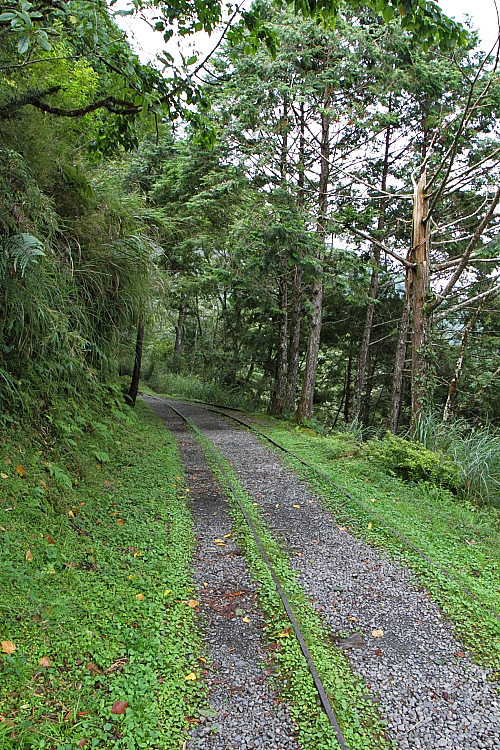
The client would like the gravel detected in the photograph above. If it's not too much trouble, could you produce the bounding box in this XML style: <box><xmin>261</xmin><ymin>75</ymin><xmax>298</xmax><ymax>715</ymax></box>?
<box><xmin>143</xmin><ymin>395</ymin><xmax>299</xmax><ymax>750</ymax></box>
<box><xmin>147</xmin><ymin>397</ymin><xmax>500</xmax><ymax>750</ymax></box>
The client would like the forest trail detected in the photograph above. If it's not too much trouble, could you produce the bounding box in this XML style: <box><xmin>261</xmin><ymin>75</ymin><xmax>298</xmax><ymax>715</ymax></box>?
<box><xmin>144</xmin><ymin>396</ymin><xmax>500</xmax><ymax>750</ymax></box>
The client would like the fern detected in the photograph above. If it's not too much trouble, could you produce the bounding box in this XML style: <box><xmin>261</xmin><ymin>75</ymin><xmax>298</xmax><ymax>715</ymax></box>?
<box><xmin>1</xmin><ymin>233</ymin><xmax>45</xmax><ymax>277</ymax></box>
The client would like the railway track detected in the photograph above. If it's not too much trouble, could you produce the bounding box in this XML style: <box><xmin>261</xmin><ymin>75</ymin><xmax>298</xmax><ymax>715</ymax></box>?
<box><xmin>163</xmin><ymin>399</ymin><xmax>349</xmax><ymax>750</ymax></box>
<box><xmin>143</xmin><ymin>394</ymin><xmax>500</xmax><ymax>750</ymax></box>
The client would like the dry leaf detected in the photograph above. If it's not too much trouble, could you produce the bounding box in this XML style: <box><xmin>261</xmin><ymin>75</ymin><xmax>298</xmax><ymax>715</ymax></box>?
<box><xmin>1</xmin><ymin>641</ymin><xmax>16</xmax><ymax>655</ymax></box>
<box><xmin>39</xmin><ymin>656</ymin><xmax>50</xmax><ymax>668</ymax></box>
<box><xmin>68</xmin><ymin>510</ymin><xmax>75</xmax><ymax>518</ymax></box>
<box><xmin>279</xmin><ymin>627</ymin><xmax>291</xmax><ymax>638</ymax></box>
<box><xmin>187</xmin><ymin>599</ymin><xmax>199</xmax><ymax>608</ymax></box>
<box><xmin>368</xmin><ymin>522</ymin><xmax>372</xmax><ymax>530</ymax></box>
<box><xmin>0</xmin><ymin>473</ymin><xmax>7</xmax><ymax>479</ymax></box>
<box><xmin>25</xmin><ymin>549</ymin><xmax>33</xmax><ymax>561</ymax></box>
<box><xmin>86</xmin><ymin>663</ymin><xmax>103</xmax><ymax>675</ymax></box>
<box><xmin>242</xmin><ymin>616</ymin><xmax>250</xmax><ymax>623</ymax></box>
<box><xmin>136</xmin><ymin>594</ymin><xmax>144</xmax><ymax>601</ymax></box>
<box><xmin>293</xmin><ymin>504</ymin><xmax>301</xmax><ymax>509</ymax></box>
<box><xmin>371</xmin><ymin>629</ymin><xmax>384</xmax><ymax>638</ymax></box>
<box><xmin>223</xmin><ymin>533</ymin><xmax>231</xmax><ymax>539</ymax></box>
<box><xmin>163</xmin><ymin>590</ymin><xmax>172</xmax><ymax>597</ymax></box>
<box><xmin>64</xmin><ymin>709</ymin><xmax>72</xmax><ymax>722</ymax></box>
<box><xmin>77</xmin><ymin>740</ymin><xmax>88</xmax><ymax>748</ymax></box>
<box><xmin>16</xmin><ymin>465</ymin><xmax>25</xmax><ymax>477</ymax></box>
<box><xmin>117</xmin><ymin>519</ymin><xmax>124</xmax><ymax>526</ymax></box>
<box><xmin>111</xmin><ymin>701</ymin><xmax>129</xmax><ymax>715</ymax></box>
<box><xmin>370</xmin><ymin>498</ymin><xmax>377</xmax><ymax>503</ymax></box>
<box><xmin>184</xmin><ymin>672</ymin><xmax>196</xmax><ymax>681</ymax></box>
<box><xmin>214</xmin><ymin>538</ymin><xmax>224</xmax><ymax>544</ymax></box>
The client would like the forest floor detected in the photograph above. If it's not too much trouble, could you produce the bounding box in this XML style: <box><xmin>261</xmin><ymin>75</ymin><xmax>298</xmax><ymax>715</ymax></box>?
<box><xmin>1</xmin><ymin>392</ymin><xmax>500</xmax><ymax>750</ymax></box>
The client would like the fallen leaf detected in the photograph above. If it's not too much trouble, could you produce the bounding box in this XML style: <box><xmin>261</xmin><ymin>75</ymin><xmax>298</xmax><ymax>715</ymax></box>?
<box><xmin>187</xmin><ymin>599</ymin><xmax>199</xmax><ymax>608</ymax></box>
<box><xmin>371</xmin><ymin>629</ymin><xmax>384</xmax><ymax>638</ymax></box>
<box><xmin>279</xmin><ymin>627</ymin><xmax>291</xmax><ymax>638</ymax></box>
<box><xmin>16</xmin><ymin>465</ymin><xmax>25</xmax><ymax>477</ymax></box>
<box><xmin>454</xmin><ymin>651</ymin><xmax>466</xmax><ymax>658</ymax></box>
<box><xmin>197</xmin><ymin>656</ymin><xmax>206</xmax><ymax>663</ymax></box>
<box><xmin>25</xmin><ymin>549</ymin><xmax>33</xmax><ymax>561</ymax></box>
<box><xmin>375</xmin><ymin>648</ymin><xmax>383</xmax><ymax>656</ymax></box>
<box><xmin>86</xmin><ymin>663</ymin><xmax>103</xmax><ymax>675</ymax></box>
<box><xmin>77</xmin><ymin>740</ymin><xmax>88</xmax><ymax>748</ymax></box>
<box><xmin>76</xmin><ymin>711</ymin><xmax>90</xmax><ymax>716</ymax></box>
<box><xmin>223</xmin><ymin>533</ymin><xmax>231</xmax><ymax>539</ymax></box>
<box><xmin>368</xmin><ymin>522</ymin><xmax>372</xmax><ymax>530</ymax></box>
<box><xmin>111</xmin><ymin>701</ymin><xmax>129</xmax><ymax>715</ymax></box>
<box><xmin>242</xmin><ymin>616</ymin><xmax>250</xmax><ymax>623</ymax></box>
<box><xmin>1</xmin><ymin>641</ymin><xmax>16</xmax><ymax>655</ymax></box>
<box><xmin>68</xmin><ymin>510</ymin><xmax>75</xmax><ymax>518</ymax></box>
<box><xmin>136</xmin><ymin>594</ymin><xmax>144</xmax><ymax>601</ymax></box>
<box><xmin>163</xmin><ymin>590</ymin><xmax>172</xmax><ymax>597</ymax></box>
<box><xmin>117</xmin><ymin>519</ymin><xmax>124</xmax><ymax>526</ymax></box>
<box><xmin>64</xmin><ymin>709</ymin><xmax>72</xmax><ymax>722</ymax></box>
<box><xmin>47</xmin><ymin>536</ymin><xmax>55</xmax><ymax>545</ymax></box>
<box><xmin>214</xmin><ymin>539</ymin><xmax>224</xmax><ymax>544</ymax></box>
<box><xmin>39</xmin><ymin>656</ymin><xmax>50</xmax><ymax>668</ymax></box>
<box><xmin>184</xmin><ymin>672</ymin><xmax>196</xmax><ymax>681</ymax></box>
<box><xmin>293</xmin><ymin>504</ymin><xmax>301</xmax><ymax>509</ymax></box>
<box><xmin>0</xmin><ymin>473</ymin><xmax>7</xmax><ymax>479</ymax></box>
<box><xmin>370</xmin><ymin>498</ymin><xmax>377</xmax><ymax>503</ymax></box>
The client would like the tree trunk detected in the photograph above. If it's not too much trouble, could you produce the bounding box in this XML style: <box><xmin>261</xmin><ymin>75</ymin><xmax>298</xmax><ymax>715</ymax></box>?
<box><xmin>174</xmin><ymin>297</ymin><xmax>186</xmax><ymax>357</ymax></box>
<box><xmin>127</xmin><ymin>316</ymin><xmax>145</xmax><ymax>408</ymax></box>
<box><xmin>344</xmin><ymin>339</ymin><xmax>353</xmax><ymax>425</ymax></box>
<box><xmin>351</xmin><ymin>115</ymin><xmax>391</xmax><ymax>424</ymax></box>
<box><xmin>410</xmin><ymin>170</ymin><xmax>431</xmax><ymax>428</ymax></box>
<box><xmin>296</xmin><ymin>104</ymin><xmax>330</xmax><ymax>421</ymax></box>
<box><xmin>443</xmin><ymin>307</ymin><xmax>481</xmax><ymax>422</ymax></box>
<box><xmin>286</xmin><ymin>264</ymin><xmax>302</xmax><ymax>412</ymax></box>
<box><xmin>270</xmin><ymin>275</ymin><xmax>288</xmax><ymax>417</ymax></box>
<box><xmin>388</xmin><ymin>270</ymin><xmax>411</xmax><ymax>433</ymax></box>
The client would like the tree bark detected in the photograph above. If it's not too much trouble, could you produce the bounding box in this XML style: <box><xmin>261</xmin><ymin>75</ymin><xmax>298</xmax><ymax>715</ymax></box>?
<box><xmin>410</xmin><ymin>170</ymin><xmax>431</xmax><ymax>428</ymax></box>
<box><xmin>127</xmin><ymin>316</ymin><xmax>145</xmax><ymax>408</ymax></box>
<box><xmin>270</xmin><ymin>275</ymin><xmax>288</xmax><ymax>417</ymax></box>
<box><xmin>351</xmin><ymin>114</ymin><xmax>391</xmax><ymax>424</ymax></box>
<box><xmin>388</xmin><ymin>268</ymin><xmax>412</xmax><ymax>433</ymax></box>
<box><xmin>296</xmin><ymin>103</ymin><xmax>330</xmax><ymax>421</ymax></box>
<box><xmin>174</xmin><ymin>297</ymin><xmax>186</xmax><ymax>357</ymax></box>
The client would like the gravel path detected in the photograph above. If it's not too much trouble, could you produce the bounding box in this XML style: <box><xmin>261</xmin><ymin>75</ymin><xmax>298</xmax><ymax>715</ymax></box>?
<box><xmin>143</xmin><ymin>396</ymin><xmax>299</xmax><ymax>750</ymax></box>
<box><xmin>147</xmin><ymin>397</ymin><xmax>500</xmax><ymax>750</ymax></box>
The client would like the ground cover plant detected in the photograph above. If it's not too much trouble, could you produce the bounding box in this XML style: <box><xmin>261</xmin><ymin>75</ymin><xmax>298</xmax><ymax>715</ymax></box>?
<box><xmin>255</xmin><ymin>421</ymin><xmax>500</xmax><ymax>675</ymax></box>
<box><xmin>192</xmin><ymin>429</ymin><xmax>390</xmax><ymax>750</ymax></box>
<box><xmin>0</xmin><ymin>396</ymin><xmax>204</xmax><ymax>750</ymax></box>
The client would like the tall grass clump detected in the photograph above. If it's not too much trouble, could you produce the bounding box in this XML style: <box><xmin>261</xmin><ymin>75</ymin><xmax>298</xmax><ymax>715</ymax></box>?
<box><xmin>410</xmin><ymin>413</ymin><xmax>500</xmax><ymax>508</ymax></box>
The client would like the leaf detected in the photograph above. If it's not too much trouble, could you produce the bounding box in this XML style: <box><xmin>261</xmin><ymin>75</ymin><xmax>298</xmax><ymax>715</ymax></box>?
<box><xmin>17</xmin><ymin>35</ymin><xmax>29</xmax><ymax>54</ymax></box>
<box><xmin>371</xmin><ymin>629</ymin><xmax>384</xmax><ymax>638</ymax></box>
<box><xmin>136</xmin><ymin>594</ymin><xmax>144</xmax><ymax>601</ymax></box>
<box><xmin>184</xmin><ymin>672</ymin><xmax>196</xmax><ymax>681</ymax></box>
<box><xmin>223</xmin><ymin>533</ymin><xmax>231</xmax><ymax>538</ymax></box>
<box><xmin>1</xmin><ymin>473</ymin><xmax>8</xmax><ymax>479</ymax></box>
<box><xmin>111</xmin><ymin>701</ymin><xmax>129</xmax><ymax>714</ymax></box>
<box><xmin>199</xmin><ymin>708</ymin><xmax>217</xmax><ymax>718</ymax></box>
<box><xmin>163</xmin><ymin>589</ymin><xmax>172</xmax><ymax>596</ymax></box>
<box><xmin>279</xmin><ymin>626</ymin><xmax>291</xmax><ymax>637</ymax></box>
<box><xmin>39</xmin><ymin>656</ymin><xmax>50</xmax><ymax>668</ymax></box>
<box><xmin>242</xmin><ymin>616</ymin><xmax>250</xmax><ymax>623</ymax></box>
<box><xmin>68</xmin><ymin>510</ymin><xmax>75</xmax><ymax>518</ymax></box>
<box><xmin>1</xmin><ymin>641</ymin><xmax>16</xmax><ymax>655</ymax></box>
<box><xmin>16</xmin><ymin>465</ymin><xmax>25</xmax><ymax>477</ymax></box>
<box><xmin>117</xmin><ymin>518</ymin><xmax>124</xmax><ymax>526</ymax></box>
<box><xmin>77</xmin><ymin>741</ymin><xmax>88</xmax><ymax>748</ymax></box>
<box><xmin>368</xmin><ymin>522</ymin><xmax>373</xmax><ymax>530</ymax></box>
<box><xmin>25</xmin><ymin>549</ymin><xmax>33</xmax><ymax>561</ymax></box>
<box><xmin>186</xmin><ymin>55</ymin><xmax>197</xmax><ymax>65</ymax></box>
<box><xmin>293</xmin><ymin>504</ymin><xmax>301</xmax><ymax>509</ymax></box>
<box><xmin>187</xmin><ymin>599</ymin><xmax>199</xmax><ymax>608</ymax></box>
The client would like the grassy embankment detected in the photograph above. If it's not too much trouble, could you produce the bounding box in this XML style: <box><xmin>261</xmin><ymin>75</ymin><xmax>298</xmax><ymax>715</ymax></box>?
<box><xmin>0</xmin><ymin>393</ymin><xmax>204</xmax><ymax>750</ymax></box>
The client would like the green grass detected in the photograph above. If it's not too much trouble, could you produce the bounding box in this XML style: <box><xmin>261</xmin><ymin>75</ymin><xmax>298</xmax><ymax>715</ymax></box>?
<box><xmin>253</xmin><ymin>422</ymin><xmax>500</xmax><ymax>675</ymax></box>
<box><xmin>0</xmin><ymin>396</ymin><xmax>204</xmax><ymax>750</ymax></box>
<box><xmin>144</xmin><ymin>372</ymin><xmax>254</xmax><ymax>412</ymax></box>
<box><xmin>192</xmin><ymin>429</ymin><xmax>390</xmax><ymax>750</ymax></box>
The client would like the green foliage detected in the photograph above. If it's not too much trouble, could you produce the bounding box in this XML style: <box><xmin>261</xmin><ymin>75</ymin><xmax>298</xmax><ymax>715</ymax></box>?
<box><xmin>365</xmin><ymin>432</ymin><xmax>461</xmax><ymax>492</ymax></box>
<box><xmin>0</xmin><ymin>397</ymin><xmax>204</xmax><ymax>749</ymax></box>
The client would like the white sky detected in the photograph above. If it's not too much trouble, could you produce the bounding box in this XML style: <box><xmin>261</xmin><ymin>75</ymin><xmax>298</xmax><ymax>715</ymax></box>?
<box><xmin>115</xmin><ymin>0</ymin><xmax>500</xmax><ymax>67</ymax></box>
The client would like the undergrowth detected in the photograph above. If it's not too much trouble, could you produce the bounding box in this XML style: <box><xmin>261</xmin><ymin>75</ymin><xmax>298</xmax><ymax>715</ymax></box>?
<box><xmin>256</xmin><ymin>421</ymin><xmax>500</xmax><ymax>676</ymax></box>
<box><xmin>194</xmin><ymin>432</ymin><xmax>390</xmax><ymax>750</ymax></box>
<box><xmin>143</xmin><ymin>372</ymin><xmax>254</xmax><ymax>412</ymax></box>
<box><xmin>0</xmin><ymin>395</ymin><xmax>203</xmax><ymax>749</ymax></box>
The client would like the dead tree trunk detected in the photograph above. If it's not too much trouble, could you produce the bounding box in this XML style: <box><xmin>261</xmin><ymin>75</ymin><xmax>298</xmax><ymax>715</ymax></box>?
<box><xmin>388</xmin><ymin>267</ymin><xmax>412</xmax><ymax>433</ymax></box>
<box><xmin>410</xmin><ymin>170</ymin><xmax>431</xmax><ymax>428</ymax></box>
